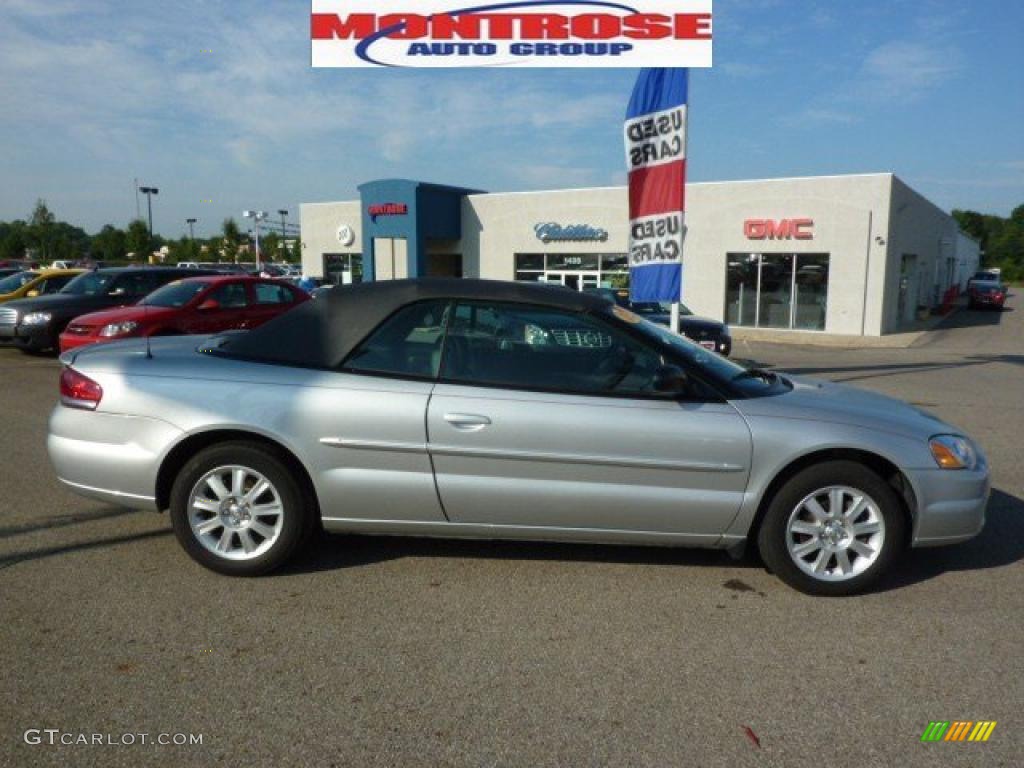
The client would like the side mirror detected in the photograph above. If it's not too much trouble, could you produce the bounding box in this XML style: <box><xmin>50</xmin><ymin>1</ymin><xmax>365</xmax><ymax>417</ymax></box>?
<box><xmin>198</xmin><ymin>298</ymin><xmax>220</xmax><ymax>311</ymax></box>
<box><xmin>653</xmin><ymin>364</ymin><xmax>689</xmax><ymax>394</ymax></box>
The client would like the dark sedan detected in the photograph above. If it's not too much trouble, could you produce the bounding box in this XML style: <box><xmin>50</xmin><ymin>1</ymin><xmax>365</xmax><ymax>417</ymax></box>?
<box><xmin>0</xmin><ymin>267</ymin><xmax>216</xmax><ymax>353</ymax></box>
<box><xmin>588</xmin><ymin>288</ymin><xmax>732</xmax><ymax>356</ymax></box>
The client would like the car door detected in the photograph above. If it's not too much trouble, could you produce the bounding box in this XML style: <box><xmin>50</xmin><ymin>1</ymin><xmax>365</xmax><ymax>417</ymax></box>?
<box><xmin>426</xmin><ymin>301</ymin><xmax>753</xmax><ymax>542</ymax></box>
<box><xmin>246</xmin><ymin>281</ymin><xmax>296</xmax><ymax>328</ymax></box>
<box><xmin>312</xmin><ymin>299</ymin><xmax>452</xmax><ymax>523</ymax></box>
<box><xmin>186</xmin><ymin>281</ymin><xmax>249</xmax><ymax>334</ymax></box>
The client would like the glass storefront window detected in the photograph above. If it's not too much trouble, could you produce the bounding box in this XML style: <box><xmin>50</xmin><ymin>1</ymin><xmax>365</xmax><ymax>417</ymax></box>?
<box><xmin>515</xmin><ymin>254</ymin><xmax>544</xmax><ymax>270</ymax></box>
<box><xmin>794</xmin><ymin>254</ymin><xmax>829</xmax><ymax>330</ymax></box>
<box><xmin>758</xmin><ymin>254</ymin><xmax>795</xmax><ymax>329</ymax></box>
<box><xmin>726</xmin><ymin>255</ymin><xmax>758</xmax><ymax>327</ymax></box>
<box><xmin>323</xmin><ymin>253</ymin><xmax>363</xmax><ymax>285</ymax></box>
<box><xmin>726</xmin><ymin>253</ymin><xmax>829</xmax><ymax>331</ymax></box>
<box><xmin>546</xmin><ymin>253</ymin><xmax>600</xmax><ymax>271</ymax></box>
<box><xmin>514</xmin><ymin>253</ymin><xmax>629</xmax><ymax>292</ymax></box>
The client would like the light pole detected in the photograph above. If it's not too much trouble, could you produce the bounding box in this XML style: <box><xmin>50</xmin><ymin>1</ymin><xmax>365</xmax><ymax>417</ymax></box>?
<box><xmin>139</xmin><ymin>186</ymin><xmax>159</xmax><ymax>250</ymax></box>
<box><xmin>243</xmin><ymin>210</ymin><xmax>268</xmax><ymax>272</ymax></box>
<box><xmin>278</xmin><ymin>209</ymin><xmax>288</xmax><ymax>260</ymax></box>
<box><xmin>186</xmin><ymin>218</ymin><xmax>197</xmax><ymax>240</ymax></box>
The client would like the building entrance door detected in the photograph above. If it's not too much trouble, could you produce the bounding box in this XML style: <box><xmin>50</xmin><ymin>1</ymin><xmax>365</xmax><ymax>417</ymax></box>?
<box><xmin>542</xmin><ymin>271</ymin><xmax>600</xmax><ymax>292</ymax></box>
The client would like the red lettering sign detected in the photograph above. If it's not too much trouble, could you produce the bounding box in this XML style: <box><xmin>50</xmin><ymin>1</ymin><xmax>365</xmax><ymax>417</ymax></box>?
<box><xmin>310</xmin><ymin>13</ymin><xmax>712</xmax><ymax>41</ymax></box>
<box><xmin>744</xmin><ymin>218</ymin><xmax>814</xmax><ymax>240</ymax></box>
<box><xmin>368</xmin><ymin>203</ymin><xmax>408</xmax><ymax>218</ymax></box>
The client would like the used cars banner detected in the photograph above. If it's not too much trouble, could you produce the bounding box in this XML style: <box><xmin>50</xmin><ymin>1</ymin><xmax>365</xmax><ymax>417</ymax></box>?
<box><xmin>625</xmin><ymin>67</ymin><xmax>688</xmax><ymax>303</ymax></box>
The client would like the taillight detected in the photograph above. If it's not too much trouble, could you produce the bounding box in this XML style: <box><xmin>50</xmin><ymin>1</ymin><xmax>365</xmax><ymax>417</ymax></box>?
<box><xmin>60</xmin><ymin>367</ymin><xmax>103</xmax><ymax>410</ymax></box>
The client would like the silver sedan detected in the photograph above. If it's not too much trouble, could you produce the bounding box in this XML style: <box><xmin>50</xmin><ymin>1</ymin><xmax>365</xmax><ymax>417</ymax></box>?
<box><xmin>47</xmin><ymin>279</ymin><xmax>990</xmax><ymax>595</ymax></box>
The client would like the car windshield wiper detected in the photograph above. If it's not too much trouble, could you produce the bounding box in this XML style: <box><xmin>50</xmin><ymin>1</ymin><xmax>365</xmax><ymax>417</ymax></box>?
<box><xmin>733</xmin><ymin>367</ymin><xmax>778</xmax><ymax>383</ymax></box>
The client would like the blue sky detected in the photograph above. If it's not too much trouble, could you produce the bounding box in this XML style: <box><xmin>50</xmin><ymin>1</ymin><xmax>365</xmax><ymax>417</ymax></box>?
<box><xmin>1</xmin><ymin>0</ymin><xmax>1022</xmax><ymax>238</ymax></box>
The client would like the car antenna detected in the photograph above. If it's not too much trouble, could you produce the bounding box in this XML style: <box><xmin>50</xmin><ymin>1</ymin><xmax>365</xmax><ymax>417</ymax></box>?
<box><xmin>144</xmin><ymin>294</ymin><xmax>153</xmax><ymax>359</ymax></box>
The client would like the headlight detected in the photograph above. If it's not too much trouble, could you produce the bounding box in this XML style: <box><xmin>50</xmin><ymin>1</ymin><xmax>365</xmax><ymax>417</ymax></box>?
<box><xmin>929</xmin><ymin>434</ymin><xmax>977</xmax><ymax>470</ymax></box>
<box><xmin>21</xmin><ymin>311</ymin><xmax>52</xmax><ymax>326</ymax></box>
<box><xmin>99</xmin><ymin>320</ymin><xmax>139</xmax><ymax>338</ymax></box>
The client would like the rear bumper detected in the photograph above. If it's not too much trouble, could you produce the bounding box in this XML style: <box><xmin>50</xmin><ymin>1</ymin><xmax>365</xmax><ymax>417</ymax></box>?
<box><xmin>47</xmin><ymin>406</ymin><xmax>184</xmax><ymax>511</ymax></box>
<box><xmin>906</xmin><ymin>464</ymin><xmax>991</xmax><ymax>546</ymax></box>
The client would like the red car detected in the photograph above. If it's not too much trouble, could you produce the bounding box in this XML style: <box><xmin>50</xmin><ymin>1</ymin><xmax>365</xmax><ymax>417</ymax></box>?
<box><xmin>59</xmin><ymin>275</ymin><xmax>309</xmax><ymax>353</ymax></box>
<box><xmin>967</xmin><ymin>280</ymin><xmax>1006</xmax><ymax>310</ymax></box>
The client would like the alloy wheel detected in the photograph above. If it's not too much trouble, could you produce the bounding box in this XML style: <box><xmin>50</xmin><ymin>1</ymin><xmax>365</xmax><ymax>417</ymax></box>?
<box><xmin>785</xmin><ymin>485</ymin><xmax>885</xmax><ymax>582</ymax></box>
<box><xmin>187</xmin><ymin>465</ymin><xmax>285</xmax><ymax>561</ymax></box>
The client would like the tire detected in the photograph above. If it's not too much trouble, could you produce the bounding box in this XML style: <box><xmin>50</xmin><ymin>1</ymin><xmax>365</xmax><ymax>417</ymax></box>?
<box><xmin>169</xmin><ymin>441</ymin><xmax>313</xmax><ymax>576</ymax></box>
<box><xmin>756</xmin><ymin>460</ymin><xmax>907</xmax><ymax>596</ymax></box>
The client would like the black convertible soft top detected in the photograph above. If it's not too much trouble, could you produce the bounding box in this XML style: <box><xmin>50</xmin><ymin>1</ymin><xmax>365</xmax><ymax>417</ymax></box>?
<box><xmin>215</xmin><ymin>278</ymin><xmax>612</xmax><ymax>368</ymax></box>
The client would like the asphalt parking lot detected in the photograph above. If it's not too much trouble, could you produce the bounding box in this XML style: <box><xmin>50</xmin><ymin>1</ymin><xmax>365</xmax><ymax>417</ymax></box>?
<box><xmin>2</xmin><ymin>295</ymin><xmax>1022</xmax><ymax>768</ymax></box>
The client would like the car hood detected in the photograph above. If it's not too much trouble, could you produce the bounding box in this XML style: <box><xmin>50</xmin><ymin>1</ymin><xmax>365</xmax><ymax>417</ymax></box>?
<box><xmin>732</xmin><ymin>374</ymin><xmax>955</xmax><ymax>440</ymax></box>
<box><xmin>70</xmin><ymin>305</ymin><xmax>174</xmax><ymax>327</ymax></box>
<box><xmin>679</xmin><ymin>316</ymin><xmax>727</xmax><ymax>336</ymax></box>
<box><xmin>639</xmin><ymin>312</ymin><xmax>726</xmax><ymax>333</ymax></box>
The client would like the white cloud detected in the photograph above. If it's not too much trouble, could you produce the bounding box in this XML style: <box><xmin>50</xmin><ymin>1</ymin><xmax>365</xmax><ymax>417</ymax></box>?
<box><xmin>861</xmin><ymin>40</ymin><xmax>961</xmax><ymax>99</ymax></box>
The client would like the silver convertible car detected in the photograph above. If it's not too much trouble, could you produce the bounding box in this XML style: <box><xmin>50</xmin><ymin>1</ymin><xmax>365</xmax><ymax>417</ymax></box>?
<box><xmin>48</xmin><ymin>279</ymin><xmax>990</xmax><ymax>595</ymax></box>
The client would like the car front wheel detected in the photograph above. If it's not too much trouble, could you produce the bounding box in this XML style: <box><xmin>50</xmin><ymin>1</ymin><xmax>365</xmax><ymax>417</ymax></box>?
<box><xmin>757</xmin><ymin>460</ymin><xmax>906</xmax><ymax>595</ymax></box>
<box><xmin>169</xmin><ymin>441</ymin><xmax>312</xmax><ymax>576</ymax></box>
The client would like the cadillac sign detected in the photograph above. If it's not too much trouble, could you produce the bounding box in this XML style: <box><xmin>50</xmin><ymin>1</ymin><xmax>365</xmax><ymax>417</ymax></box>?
<box><xmin>311</xmin><ymin>0</ymin><xmax>713</xmax><ymax>68</ymax></box>
<box><xmin>534</xmin><ymin>222</ymin><xmax>609</xmax><ymax>243</ymax></box>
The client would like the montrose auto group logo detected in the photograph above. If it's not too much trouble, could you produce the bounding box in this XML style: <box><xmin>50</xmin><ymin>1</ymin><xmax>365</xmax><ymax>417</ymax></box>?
<box><xmin>311</xmin><ymin>0</ymin><xmax>713</xmax><ymax>68</ymax></box>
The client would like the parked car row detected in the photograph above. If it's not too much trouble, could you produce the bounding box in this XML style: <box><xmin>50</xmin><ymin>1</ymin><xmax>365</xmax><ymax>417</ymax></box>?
<box><xmin>0</xmin><ymin>266</ymin><xmax>308</xmax><ymax>354</ymax></box>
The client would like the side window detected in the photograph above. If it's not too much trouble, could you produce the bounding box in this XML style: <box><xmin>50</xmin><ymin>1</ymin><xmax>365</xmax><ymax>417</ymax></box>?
<box><xmin>343</xmin><ymin>300</ymin><xmax>450</xmax><ymax>379</ymax></box>
<box><xmin>441</xmin><ymin>301</ymin><xmax>666</xmax><ymax>396</ymax></box>
<box><xmin>253</xmin><ymin>282</ymin><xmax>292</xmax><ymax>305</ymax></box>
<box><xmin>42</xmin><ymin>276</ymin><xmax>73</xmax><ymax>294</ymax></box>
<box><xmin>119</xmin><ymin>271</ymin><xmax>164</xmax><ymax>296</ymax></box>
<box><xmin>210</xmin><ymin>283</ymin><xmax>248</xmax><ymax>308</ymax></box>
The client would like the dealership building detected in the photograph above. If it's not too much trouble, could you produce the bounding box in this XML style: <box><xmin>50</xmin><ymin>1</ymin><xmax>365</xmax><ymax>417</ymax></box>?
<box><xmin>300</xmin><ymin>173</ymin><xmax>979</xmax><ymax>336</ymax></box>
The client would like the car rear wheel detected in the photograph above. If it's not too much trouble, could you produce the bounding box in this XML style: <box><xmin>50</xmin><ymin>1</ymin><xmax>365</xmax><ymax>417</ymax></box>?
<box><xmin>757</xmin><ymin>460</ymin><xmax>906</xmax><ymax>596</ymax></box>
<box><xmin>169</xmin><ymin>442</ymin><xmax>312</xmax><ymax>576</ymax></box>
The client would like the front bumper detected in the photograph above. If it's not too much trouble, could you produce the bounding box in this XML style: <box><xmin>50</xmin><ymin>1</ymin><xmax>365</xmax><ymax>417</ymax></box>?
<box><xmin>8</xmin><ymin>322</ymin><xmax>55</xmax><ymax>350</ymax></box>
<box><xmin>906</xmin><ymin>464</ymin><xmax>990</xmax><ymax>546</ymax></box>
<box><xmin>47</xmin><ymin>405</ymin><xmax>184</xmax><ymax>511</ymax></box>
<box><xmin>59</xmin><ymin>332</ymin><xmax>101</xmax><ymax>353</ymax></box>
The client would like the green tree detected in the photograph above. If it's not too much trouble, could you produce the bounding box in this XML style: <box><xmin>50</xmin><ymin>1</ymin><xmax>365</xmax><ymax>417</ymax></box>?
<box><xmin>0</xmin><ymin>220</ymin><xmax>29</xmax><ymax>261</ymax></box>
<box><xmin>28</xmin><ymin>199</ymin><xmax>57</xmax><ymax>261</ymax></box>
<box><xmin>260</xmin><ymin>231</ymin><xmax>280</xmax><ymax>262</ymax></box>
<box><xmin>90</xmin><ymin>225</ymin><xmax>127</xmax><ymax>262</ymax></box>
<box><xmin>290</xmin><ymin>236</ymin><xmax>302</xmax><ymax>264</ymax></box>
<box><xmin>221</xmin><ymin>218</ymin><xmax>241</xmax><ymax>262</ymax></box>
<box><xmin>203</xmin><ymin>236</ymin><xmax>223</xmax><ymax>262</ymax></box>
<box><xmin>169</xmin><ymin>236</ymin><xmax>201</xmax><ymax>263</ymax></box>
<box><xmin>125</xmin><ymin>218</ymin><xmax>151</xmax><ymax>258</ymax></box>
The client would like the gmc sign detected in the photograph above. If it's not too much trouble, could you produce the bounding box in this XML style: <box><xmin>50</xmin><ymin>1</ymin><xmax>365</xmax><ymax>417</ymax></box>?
<box><xmin>744</xmin><ymin>218</ymin><xmax>814</xmax><ymax>240</ymax></box>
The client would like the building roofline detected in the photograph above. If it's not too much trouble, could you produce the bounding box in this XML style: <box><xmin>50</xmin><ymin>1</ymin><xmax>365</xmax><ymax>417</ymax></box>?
<box><xmin>304</xmin><ymin>172</ymin><xmax>900</xmax><ymax>207</ymax></box>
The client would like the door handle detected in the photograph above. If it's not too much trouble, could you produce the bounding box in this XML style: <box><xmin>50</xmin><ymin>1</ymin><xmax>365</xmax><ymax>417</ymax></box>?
<box><xmin>443</xmin><ymin>413</ymin><xmax>491</xmax><ymax>431</ymax></box>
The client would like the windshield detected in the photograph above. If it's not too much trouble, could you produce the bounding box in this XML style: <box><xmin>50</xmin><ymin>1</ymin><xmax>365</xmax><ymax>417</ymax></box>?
<box><xmin>60</xmin><ymin>271</ymin><xmax>116</xmax><ymax>296</ymax></box>
<box><xmin>607</xmin><ymin>306</ymin><xmax>786</xmax><ymax>397</ymax></box>
<box><xmin>973</xmin><ymin>282</ymin><xmax>1001</xmax><ymax>293</ymax></box>
<box><xmin>142</xmin><ymin>280</ymin><xmax>210</xmax><ymax>307</ymax></box>
<box><xmin>0</xmin><ymin>271</ymin><xmax>37</xmax><ymax>293</ymax></box>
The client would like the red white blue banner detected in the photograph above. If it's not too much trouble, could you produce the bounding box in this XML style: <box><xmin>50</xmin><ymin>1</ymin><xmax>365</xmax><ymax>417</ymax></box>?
<box><xmin>625</xmin><ymin>67</ymin><xmax>687</xmax><ymax>303</ymax></box>
<box><xmin>311</xmin><ymin>1</ymin><xmax>713</xmax><ymax>68</ymax></box>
